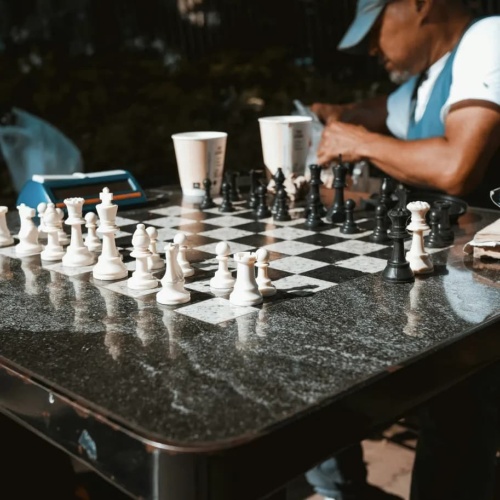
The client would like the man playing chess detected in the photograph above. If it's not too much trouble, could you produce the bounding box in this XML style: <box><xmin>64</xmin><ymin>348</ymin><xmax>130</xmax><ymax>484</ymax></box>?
<box><xmin>313</xmin><ymin>0</ymin><xmax>500</xmax><ymax>209</ymax></box>
<box><xmin>306</xmin><ymin>1</ymin><xmax>500</xmax><ymax>499</ymax></box>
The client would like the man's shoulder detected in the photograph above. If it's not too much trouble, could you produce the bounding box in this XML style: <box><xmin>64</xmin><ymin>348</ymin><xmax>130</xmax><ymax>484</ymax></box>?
<box><xmin>461</xmin><ymin>16</ymin><xmax>500</xmax><ymax>45</ymax></box>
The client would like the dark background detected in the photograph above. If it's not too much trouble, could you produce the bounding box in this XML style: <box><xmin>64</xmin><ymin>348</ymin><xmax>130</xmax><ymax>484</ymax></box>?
<box><xmin>0</xmin><ymin>0</ymin><xmax>498</xmax><ymax>198</ymax></box>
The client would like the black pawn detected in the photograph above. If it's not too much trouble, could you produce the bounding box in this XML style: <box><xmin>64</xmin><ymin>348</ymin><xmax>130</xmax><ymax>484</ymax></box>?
<box><xmin>200</xmin><ymin>177</ymin><xmax>216</xmax><ymax>210</ymax></box>
<box><xmin>305</xmin><ymin>191</ymin><xmax>325</xmax><ymax>228</ymax></box>
<box><xmin>275</xmin><ymin>186</ymin><xmax>291</xmax><ymax>221</ymax></box>
<box><xmin>395</xmin><ymin>185</ymin><xmax>411</xmax><ymax>210</ymax></box>
<box><xmin>248</xmin><ymin>169</ymin><xmax>262</xmax><ymax>209</ymax></box>
<box><xmin>226</xmin><ymin>171</ymin><xmax>242</xmax><ymax>202</ymax></box>
<box><xmin>326</xmin><ymin>161</ymin><xmax>349</xmax><ymax>223</ymax></box>
<box><xmin>425</xmin><ymin>208</ymin><xmax>447</xmax><ymax>248</ymax></box>
<box><xmin>307</xmin><ymin>164</ymin><xmax>327</xmax><ymax>216</ymax></box>
<box><xmin>370</xmin><ymin>204</ymin><xmax>391</xmax><ymax>243</ymax></box>
<box><xmin>379</xmin><ymin>176</ymin><xmax>397</xmax><ymax>211</ymax></box>
<box><xmin>255</xmin><ymin>183</ymin><xmax>271</xmax><ymax>219</ymax></box>
<box><xmin>219</xmin><ymin>181</ymin><xmax>234</xmax><ymax>213</ymax></box>
<box><xmin>340</xmin><ymin>199</ymin><xmax>359</xmax><ymax>234</ymax></box>
<box><xmin>434</xmin><ymin>200</ymin><xmax>454</xmax><ymax>244</ymax></box>
<box><xmin>272</xmin><ymin>168</ymin><xmax>286</xmax><ymax>213</ymax></box>
<box><xmin>382</xmin><ymin>207</ymin><xmax>415</xmax><ymax>284</ymax></box>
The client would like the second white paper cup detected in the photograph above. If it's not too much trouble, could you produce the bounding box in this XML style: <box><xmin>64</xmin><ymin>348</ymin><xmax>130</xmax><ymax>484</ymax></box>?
<box><xmin>258</xmin><ymin>116</ymin><xmax>312</xmax><ymax>177</ymax></box>
<box><xmin>172</xmin><ymin>131</ymin><xmax>227</xmax><ymax>197</ymax></box>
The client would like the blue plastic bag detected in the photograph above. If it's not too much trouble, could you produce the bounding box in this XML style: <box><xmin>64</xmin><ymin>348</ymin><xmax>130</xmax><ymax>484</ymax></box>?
<box><xmin>0</xmin><ymin>108</ymin><xmax>83</xmax><ymax>192</ymax></box>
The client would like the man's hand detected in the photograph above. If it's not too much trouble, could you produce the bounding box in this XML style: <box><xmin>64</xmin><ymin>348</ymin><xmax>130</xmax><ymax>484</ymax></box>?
<box><xmin>317</xmin><ymin>121</ymin><xmax>371</xmax><ymax>165</ymax></box>
<box><xmin>310</xmin><ymin>95</ymin><xmax>389</xmax><ymax>133</ymax></box>
<box><xmin>310</xmin><ymin>103</ymin><xmax>350</xmax><ymax>124</ymax></box>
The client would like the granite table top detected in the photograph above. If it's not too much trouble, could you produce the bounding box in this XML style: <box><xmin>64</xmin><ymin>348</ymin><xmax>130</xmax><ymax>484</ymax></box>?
<box><xmin>1</xmin><ymin>190</ymin><xmax>500</xmax><ymax>499</ymax></box>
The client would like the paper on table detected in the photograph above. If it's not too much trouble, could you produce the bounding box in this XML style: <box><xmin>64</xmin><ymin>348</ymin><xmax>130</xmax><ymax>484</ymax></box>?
<box><xmin>463</xmin><ymin>218</ymin><xmax>500</xmax><ymax>257</ymax></box>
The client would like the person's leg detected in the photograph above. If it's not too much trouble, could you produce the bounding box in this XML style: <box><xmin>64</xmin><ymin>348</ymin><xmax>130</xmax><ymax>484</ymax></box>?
<box><xmin>410</xmin><ymin>363</ymin><xmax>500</xmax><ymax>500</ymax></box>
<box><xmin>305</xmin><ymin>443</ymin><xmax>367</xmax><ymax>500</ymax></box>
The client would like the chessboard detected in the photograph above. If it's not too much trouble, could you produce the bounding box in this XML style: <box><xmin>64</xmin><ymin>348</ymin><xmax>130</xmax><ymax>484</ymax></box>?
<box><xmin>0</xmin><ymin>195</ymin><xmax>450</xmax><ymax>327</ymax></box>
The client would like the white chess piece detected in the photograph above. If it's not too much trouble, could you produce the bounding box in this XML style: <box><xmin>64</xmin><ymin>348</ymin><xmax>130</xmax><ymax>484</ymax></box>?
<box><xmin>0</xmin><ymin>206</ymin><xmax>14</xmax><ymax>247</ymax></box>
<box><xmin>37</xmin><ymin>202</ymin><xmax>47</xmax><ymax>239</ymax></box>
<box><xmin>255</xmin><ymin>248</ymin><xmax>276</xmax><ymax>296</ymax></box>
<box><xmin>174</xmin><ymin>232</ymin><xmax>194</xmax><ymax>277</ymax></box>
<box><xmin>16</xmin><ymin>204</ymin><xmax>43</xmax><ymax>256</ymax></box>
<box><xmin>406</xmin><ymin>201</ymin><xmax>433</xmax><ymax>274</ymax></box>
<box><xmin>210</xmin><ymin>241</ymin><xmax>236</xmax><ymax>289</ymax></box>
<box><xmin>55</xmin><ymin>208</ymin><xmax>70</xmax><ymax>246</ymax></box>
<box><xmin>146</xmin><ymin>226</ymin><xmax>164</xmax><ymax>270</ymax></box>
<box><xmin>62</xmin><ymin>198</ymin><xmax>95</xmax><ymax>267</ymax></box>
<box><xmin>93</xmin><ymin>188</ymin><xmax>128</xmax><ymax>281</ymax></box>
<box><xmin>40</xmin><ymin>203</ymin><xmax>65</xmax><ymax>261</ymax></box>
<box><xmin>229</xmin><ymin>252</ymin><xmax>263</xmax><ymax>306</ymax></box>
<box><xmin>84</xmin><ymin>212</ymin><xmax>102</xmax><ymax>252</ymax></box>
<box><xmin>156</xmin><ymin>243</ymin><xmax>191</xmax><ymax>305</ymax></box>
<box><xmin>128</xmin><ymin>224</ymin><xmax>158</xmax><ymax>290</ymax></box>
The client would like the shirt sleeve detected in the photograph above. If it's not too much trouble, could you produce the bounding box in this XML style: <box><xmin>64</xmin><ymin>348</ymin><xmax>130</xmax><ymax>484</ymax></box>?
<box><xmin>442</xmin><ymin>16</ymin><xmax>500</xmax><ymax>120</ymax></box>
<box><xmin>386</xmin><ymin>76</ymin><xmax>417</xmax><ymax>139</ymax></box>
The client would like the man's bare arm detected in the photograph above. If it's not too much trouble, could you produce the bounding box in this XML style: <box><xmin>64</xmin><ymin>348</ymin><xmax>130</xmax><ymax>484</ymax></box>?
<box><xmin>316</xmin><ymin>102</ymin><xmax>500</xmax><ymax>197</ymax></box>
<box><xmin>310</xmin><ymin>95</ymin><xmax>389</xmax><ymax>134</ymax></box>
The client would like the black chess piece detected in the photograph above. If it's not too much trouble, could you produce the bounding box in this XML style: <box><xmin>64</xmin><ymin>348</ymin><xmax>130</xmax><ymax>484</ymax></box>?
<box><xmin>255</xmin><ymin>183</ymin><xmax>271</xmax><ymax>219</ymax></box>
<box><xmin>370</xmin><ymin>204</ymin><xmax>391</xmax><ymax>243</ymax></box>
<box><xmin>307</xmin><ymin>164</ymin><xmax>327</xmax><ymax>217</ymax></box>
<box><xmin>248</xmin><ymin>169</ymin><xmax>263</xmax><ymax>209</ymax></box>
<box><xmin>200</xmin><ymin>177</ymin><xmax>216</xmax><ymax>210</ymax></box>
<box><xmin>395</xmin><ymin>184</ymin><xmax>411</xmax><ymax>210</ymax></box>
<box><xmin>379</xmin><ymin>176</ymin><xmax>397</xmax><ymax>211</ymax></box>
<box><xmin>219</xmin><ymin>181</ymin><xmax>234</xmax><ymax>213</ymax></box>
<box><xmin>274</xmin><ymin>186</ymin><xmax>291</xmax><ymax>221</ymax></box>
<box><xmin>226</xmin><ymin>171</ymin><xmax>242</xmax><ymax>202</ymax></box>
<box><xmin>433</xmin><ymin>200</ymin><xmax>454</xmax><ymax>244</ymax></box>
<box><xmin>425</xmin><ymin>208</ymin><xmax>448</xmax><ymax>248</ymax></box>
<box><xmin>382</xmin><ymin>207</ymin><xmax>415</xmax><ymax>283</ymax></box>
<box><xmin>326</xmin><ymin>161</ymin><xmax>349</xmax><ymax>223</ymax></box>
<box><xmin>340</xmin><ymin>199</ymin><xmax>359</xmax><ymax>234</ymax></box>
<box><xmin>272</xmin><ymin>168</ymin><xmax>286</xmax><ymax>213</ymax></box>
<box><xmin>305</xmin><ymin>190</ymin><xmax>325</xmax><ymax>228</ymax></box>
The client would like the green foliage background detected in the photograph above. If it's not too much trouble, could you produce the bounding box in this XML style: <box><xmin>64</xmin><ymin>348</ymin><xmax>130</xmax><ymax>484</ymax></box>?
<box><xmin>0</xmin><ymin>45</ymin><xmax>392</xmax><ymax>200</ymax></box>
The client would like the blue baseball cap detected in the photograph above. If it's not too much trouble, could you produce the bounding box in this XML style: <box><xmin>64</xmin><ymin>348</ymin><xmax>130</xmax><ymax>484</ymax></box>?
<box><xmin>338</xmin><ymin>0</ymin><xmax>388</xmax><ymax>53</ymax></box>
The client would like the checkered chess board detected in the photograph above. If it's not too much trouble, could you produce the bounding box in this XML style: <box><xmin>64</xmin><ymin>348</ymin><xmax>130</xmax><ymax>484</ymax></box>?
<box><xmin>0</xmin><ymin>199</ymin><xmax>448</xmax><ymax>326</ymax></box>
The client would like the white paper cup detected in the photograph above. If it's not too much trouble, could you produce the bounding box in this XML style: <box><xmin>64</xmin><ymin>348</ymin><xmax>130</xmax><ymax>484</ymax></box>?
<box><xmin>258</xmin><ymin>116</ymin><xmax>312</xmax><ymax>177</ymax></box>
<box><xmin>172</xmin><ymin>131</ymin><xmax>227</xmax><ymax>197</ymax></box>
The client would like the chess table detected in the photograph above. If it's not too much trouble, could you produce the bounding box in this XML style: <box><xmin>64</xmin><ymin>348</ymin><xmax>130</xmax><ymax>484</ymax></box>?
<box><xmin>1</xmin><ymin>187</ymin><xmax>500</xmax><ymax>500</ymax></box>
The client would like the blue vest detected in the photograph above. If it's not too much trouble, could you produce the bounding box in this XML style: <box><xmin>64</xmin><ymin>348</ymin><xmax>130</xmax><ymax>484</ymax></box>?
<box><xmin>406</xmin><ymin>17</ymin><xmax>500</xmax><ymax>207</ymax></box>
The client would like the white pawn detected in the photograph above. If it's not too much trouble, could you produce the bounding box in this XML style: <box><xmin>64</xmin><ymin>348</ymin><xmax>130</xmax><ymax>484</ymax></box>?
<box><xmin>41</xmin><ymin>203</ymin><xmax>65</xmax><ymax>261</ymax></box>
<box><xmin>146</xmin><ymin>226</ymin><xmax>164</xmax><ymax>270</ymax></box>
<box><xmin>0</xmin><ymin>206</ymin><xmax>14</xmax><ymax>247</ymax></box>
<box><xmin>128</xmin><ymin>224</ymin><xmax>158</xmax><ymax>290</ymax></box>
<box><xmin>156</xmin><ymin>243</ymin><xmax>191</xmax><ymax>305</ymax></box>
<box><xmin>84</xmin><ymin>212</ymin><xmax>102</xmax><ymax>252</ymax></box>
<box><xmin>174</xmin><ymin>232</ymin><xmax>194</xmax><ymax>277</ymax></box>
<box><xmin>210</xmin><ymin>241</ymin><xmax>236</xmax><ymax>289</ymax></box>
<box><xmin>55</xmin><ymin>208</ymin><xmax>70</xmax><ymax>246</ymax></box>
<box><xmin>16</xmin><ymin>204</ymin><xmax>43</xmax><ymax>256</ymax></box>
<box><xmin>406</xmin><ymin>201</ymin><xmax>434</xmax><ymax>274</ymax></box>
<box><xmin>229</xmin><ymin>252</ymin><xmax>263</xmax><ymax>306</ymax></box>
<box><xmin>37</xmin><ymin>202</ymin><xmax>47</xmax><ymax>239</ymax></box>
<box><xmin>62</xmin><ymin>198</ymin><xmax>95</xmax><ymax>267</ymax></box>
<box><xmin>255</xmin><ymin>248</ymin><xmax>276</xmax><ymax>296</ymax></box>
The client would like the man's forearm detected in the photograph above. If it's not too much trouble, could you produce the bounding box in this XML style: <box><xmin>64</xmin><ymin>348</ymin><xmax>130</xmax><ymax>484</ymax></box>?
<box><xmin>359</xmin><ymin>132</ymin><xmax>482</xmax><ymax>196</ymax></box>
<box><xmin>339</xmin><ymin>95</ymin><xmax>389</xmax><ymax>134</ymax></box>
<box><xmin>311</xmin><ymin>95</ymin><xmax>389</xmax><ymax>134</ymax></box>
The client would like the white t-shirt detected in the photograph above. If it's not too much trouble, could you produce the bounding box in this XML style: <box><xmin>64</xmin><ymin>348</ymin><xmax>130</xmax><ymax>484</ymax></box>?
<box><xmin>386</xmin><ymin>16</ymin><xmax>500</xmax><ymax>139</ymax></box>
